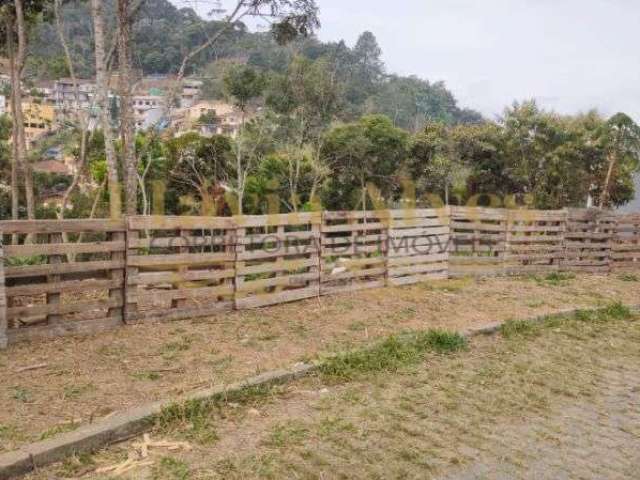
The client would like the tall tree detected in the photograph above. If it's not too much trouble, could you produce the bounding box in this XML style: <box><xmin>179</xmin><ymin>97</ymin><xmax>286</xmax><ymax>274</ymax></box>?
<box><xmin>347</xmin><ymin>31</ymin><xmax>383</xmax><ymax>105</ymax></box>
<box><xmin>168</xmin><ymin>134</ymin><xmax>233</xmax><ymax>215</ymax></box>
<box><xmin>321</xmin><ymin>114</ymin><xmax>409</xmax><ymax>210</ymax></box>
<box><xmin>117</xmin><ymin>0</ymin><xmax>137</xmax><ymax>214</ymax></box>
<box><xmin>4</xmin><ymin>0</ymin><xmax>37</xmax><ymax>221</ymax></box>
<box><xmin>599</xmin><ymin>113</ymin><xmax>640</xmax><ymax>208</ymax></box>
<box><xmin>266</xmin><ymin>56</ymin><xmax>340</xmax><ymax>210</ymax></box>
<box><xmin>408</xmin><ymin>122</ymin><xmax>466</xmax><ymax>205</ymax></box>
<box><xmin>91</xmin><ymin>0</ymin><xmax>121</xmax><ymax>218</ymax></box>
<box><xmin>224</xmin><ymin>65</ymin><xmax>266</xmax><ymax>214</ymax></box>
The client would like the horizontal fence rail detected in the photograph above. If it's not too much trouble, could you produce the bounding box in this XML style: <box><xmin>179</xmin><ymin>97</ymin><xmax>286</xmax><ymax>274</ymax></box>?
<box><xmin>1</xmin><ymin>207</ymin><xmax>639</xmax><ymax>346</ymax></box>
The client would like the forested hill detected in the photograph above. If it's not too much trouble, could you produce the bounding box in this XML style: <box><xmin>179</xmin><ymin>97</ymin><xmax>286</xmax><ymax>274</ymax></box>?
<box><xmin>26</xmin><ymin>0</ymin><xmax>483</xmax><ymax>130</ymax></box>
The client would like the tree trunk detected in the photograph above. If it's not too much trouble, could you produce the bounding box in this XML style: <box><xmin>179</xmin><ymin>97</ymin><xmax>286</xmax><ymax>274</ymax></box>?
<box><xmin>117</xmin><ymin>0</ymin><xmax>137</xmax><ymax>215</ymax></box>
<box><xmin>91</xmin><ymin>0</ymin><xmax>121</xmax><ymax>218</ymax></box>
<box><xmin>10</xmin><ymin>0</ymin><xmax>35</xmax><ymax>220</ymax></box>
<box><xmin>5</xmin><ymin>16</ymin><xmax>19</xmax><ymax>225</ymax></box>
<box><xmin>235</xmin><ymin>108</ymin><xmax>246</xmax><ymax>215</ymax></box>
<box><xmin>599</xmin><ymin>152</ymin><xmax>616</xmax><ymax>209</ymax></box>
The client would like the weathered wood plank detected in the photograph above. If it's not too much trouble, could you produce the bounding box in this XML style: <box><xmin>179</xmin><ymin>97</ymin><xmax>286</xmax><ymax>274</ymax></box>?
<box><xmin>7</xmin><ymin>315</ymin><xmax>123</xmax><ymax>344</ymax></box>
<box><xmin>235</xmin><ymin>285</ymin><xmax>319</xmax><ymax>309</ymax></box>
<box><xmin>321</xmin><ymin>244</ymin><xmax>384</xmax><ymax>257</ymax></box>
<box><xmin>4</xmin><ymin>241</ymin><xmax>125</xmax><ymax>257</ymax></box>
<box><xmin>238</xmin><ymin>272</ymin><xmax>319</xmax><ymax>293</ymax></box>
<box><xmin>128</xmin><ymin>269</ymin><xmax>235</xmax><ymax>286</ymax></box>
<box><xmin>133</xmin><ymin>284</ymin><xmax>234</xmax><ymax>304</ymax></box>
<box><xmin>449</xmin><ymin>256</ymin><xmax>503</xmax><ymax>265</ymax></box>
<box><xmin>388</xmin><ymin>262</ymin><xmax>448</xmax><ymax>277</ymax></box>
<box><xmin>320</xmin><ymin>280</ymin><xmax>385</xmax><ymax>296</ymax></box>
<box><xmin>234</xmin><ymin>212</ymin><xmax>321</xmax><ymax>228</ymax></box>
<box><xmin>0</xmin><ymin>238</ymin><xmax>7</xmax><ymax>348</ymax></box>
<box><xmin>388</xmin><ymin>226</ymin><xmax>450</xmax><ymax>238</ymax></box>
<box><xmin>321</xmin><ymin>267</ymin><xmax>387</xmax><ymax>282</ymax></box>
<box><xmin>127</xmin><ymin>215</ymin><xmax>235</xmax><ymax>231</ymax></box>
<box><xmin>323</xmin><ymin>210</ymin><xmax>390</xmax><ymax>220</ymax></box>
<box><xmin>238</xmin><ymin>247</ymin><xmax>318</xmax><ymax>262</ymax></box>
<box><xmin>128</xmin><ymin>252</ymin><xmax>234</xmax><ymax>268</ymax></box>
<box><xmin>0</xmin><ymin>219</ymin><xmax>125</xmax><ymax>234</ymax></box>
<box><xmin>5</xmin><ymin>260</ymin><xmax>126</xmax><ymax>279</ymax></box>
<box><xmin>236</xmin><ymin>258</ymin><xmax>318</xmax><ymax>276</ymax></box>
<box><xmin>451</xmin><ymin>221</ymin><xmax>505</xmax><ymax>232</ymax></box>
<box><xmin>129</xmin><ymin>235</ymin><xmax>236</xmax><ymax>249</ymax></box>
<box><xmin>7</xmin><ymin>279</ymin><xmax>122</xmax><ymax>297</ymax></box>
<box><xmin>7</xmin><ymin>298</ymin><xmax>121</xmax><ymax>320</ymax></box>
<box><xmin>321</xmin><ymin>222</ymin><xmax>387</xmax><ymax>233</ymax></box>
<box><xmin>133</xmin><ymin>302</ymin><xmax>233</xmax><ymax>322</ymax></box>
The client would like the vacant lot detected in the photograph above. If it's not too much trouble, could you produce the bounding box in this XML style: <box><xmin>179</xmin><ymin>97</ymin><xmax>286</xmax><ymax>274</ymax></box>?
<box><xmin>1</xmin><ymin>273</ymin><xmax>639</xmax><ymax>452</ymax></box>
<box><xmin>25</xmin><ymin>303</ymin><xmax>640</xmax><ymax>479</ymax></box>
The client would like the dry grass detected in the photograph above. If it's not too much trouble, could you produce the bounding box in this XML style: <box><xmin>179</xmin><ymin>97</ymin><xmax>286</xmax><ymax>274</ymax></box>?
<box><xmin>25</xmin><ymin>305</ymin><xmax>640</xmax><ymax>479</ymax></box>
<box><xmin>2</xmin><ymin>273</ymin><xmax>639</xmax><ymax>451</ymax></box>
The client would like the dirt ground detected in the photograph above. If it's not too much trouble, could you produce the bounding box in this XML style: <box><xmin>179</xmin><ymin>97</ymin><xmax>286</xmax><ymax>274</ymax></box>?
<box><xmin>23</xmin><ymin>298</ymin><xmax>640</xmax><ymax>479</ymax></box>
<box><xmin>1</xmin><ymin>272</ymin><xmax>639</xmax><ymax>452</ymax></box>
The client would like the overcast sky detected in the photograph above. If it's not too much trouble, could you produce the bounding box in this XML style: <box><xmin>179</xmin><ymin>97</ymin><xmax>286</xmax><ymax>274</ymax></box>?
<box><xmin>172</xmin><ymin>0</ymin><xmax>640</xmax><ymax>122</ymax></box>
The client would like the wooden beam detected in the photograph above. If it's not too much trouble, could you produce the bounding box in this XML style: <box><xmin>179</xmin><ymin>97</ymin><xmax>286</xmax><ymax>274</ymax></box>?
<box><xmin>0</xmin><ymin>237</ymin><xmax>7</xmax><ymax>349</ymax></box>
<box><xmin>0</xmin><ymin>219</ymin><xmax>125</xmax><ymax>234</ymax></box>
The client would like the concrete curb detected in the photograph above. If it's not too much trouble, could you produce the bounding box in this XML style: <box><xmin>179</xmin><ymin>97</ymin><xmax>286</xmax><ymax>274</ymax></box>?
<box><xmin>1</xmin><ymin>303</ymin><xmax>638</xmax><ymax>479</ymax></box>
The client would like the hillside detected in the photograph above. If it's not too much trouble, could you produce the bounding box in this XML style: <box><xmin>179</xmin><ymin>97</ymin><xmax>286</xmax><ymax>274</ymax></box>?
<box><xmin>25</xmin><ymin>0</ymin><xmax>482</xmax><ymax>130</ymax></box>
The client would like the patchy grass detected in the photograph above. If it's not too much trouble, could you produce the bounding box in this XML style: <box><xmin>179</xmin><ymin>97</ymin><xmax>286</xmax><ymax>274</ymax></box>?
<box><xmin>62</xmin><ymin>383</ymin><xmax>95</xmax><ymax>400</ymax></box>
<box><xmin>4</xmin><ymin>273</ymin><xmax>639</xmax><ymax>451</ymax></box>
<box><xmin>57</xmin><ymin>452</ymin><xmax>95</xmax><ymax>478</ymax></box>
<box><xmin>155</xmin><ymin>398</ymin><xmax>219</xmax><ymax>445</ymax></box>
<box><xmin>534</xmin><ymin>272</ymin><xmax>576</xmax><ymax>287</ymax></box>
<box><xmin>132</xmin><ymin>371</ymin><xmax>162</xmax><ymax>381</ymax></box>
<box><xmin>501</xmin><ymin>303</ymin><xmax>635</xmax><ymax>339</ymax></box>
<box><xmin>0</xmin><ymin>423</ymin><xmax>27</xmax><ymax>448</ymax></box>
<box><xmin>152</xmin><ymin>456</ymin><xmax>190</xmax><ymax>480</ymax></box>
<box><xmin>319</xmin><ymin>329</ymin><xmax>466</xmax><ymax>381</ymax></box>
<box><xmin>11</xmin><ymin>386</ymin><xmax>31</xmax><ymax>403</ymax></box>
<box><xmin>155</xmin><ymin>384</ymin><xmax>277</xmax><ymax>446</ymax></box>
<box><xmin>618</xmin><ymin>273</ymin><xmax>639</xmax><ymax>282</ymax></box>
<box><xmin>160</xmin><ymin>336</ymin><xmax>193</xmax><ymax>360</ymax></box>
<box><xmin>23</xmin><ymin>305</ymin><xmax>640</xmax><ymax>480</ymax></box>
<box><xmin>264</xmin><ymin>421</ymin><xmax>309</xmax><ymax>449</ymax></box>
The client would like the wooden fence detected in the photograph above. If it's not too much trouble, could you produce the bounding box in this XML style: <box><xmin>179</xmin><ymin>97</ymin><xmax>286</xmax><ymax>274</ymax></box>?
<box><xmin>0</xmin><ymin>219</ymin><xmax>126</xmax><ymax>345</ymax></box>
<box><xmin>1</xmin><ymin>207</ymin><xmax>639</xmax><ymax>346</ymax></box>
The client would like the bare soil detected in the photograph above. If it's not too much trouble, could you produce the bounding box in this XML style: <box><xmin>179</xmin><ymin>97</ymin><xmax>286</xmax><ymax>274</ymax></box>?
<box><xmin>24</xmin><ymin>298</ymin><xmax>640</xmax><ymax>479</ymax></box>
<box><xmin>1</xmin><ymin>273</ymin><xmax>638</xmax><ymax>452</ymax></box>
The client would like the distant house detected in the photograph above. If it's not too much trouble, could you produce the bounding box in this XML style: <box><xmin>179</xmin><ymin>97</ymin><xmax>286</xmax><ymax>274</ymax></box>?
<box><xmin>132</xmin><ymin>94</ymin><xmax>164</xmax><ymax>131</ymax></box>
<box><xmin>0</xmin><ymin>95</ymin><xmax>5</xmax><ymax>116</ymax></box>
<box><xmin>19</xmin><ymin>102</ymin><xmax>56</xmax><ymax>148</ymax></box>
<box><xmin>181</xmin><ymin>79</ymin><xmax>203</xmax><ymax>108</ymax></box>
<box><xmin>51</xmin><ymin>78</ymin><xmax>100</xmax><ymax>130</ymax></box>
<box><xmin>172</xmin><ymin>100</ymin><xmax>247</xmax><ymax>138</ymax></box>
<box><xmin>53</xmin><ymin>78</ymin><xmax>95</xmax><ymax>109</ymax></box>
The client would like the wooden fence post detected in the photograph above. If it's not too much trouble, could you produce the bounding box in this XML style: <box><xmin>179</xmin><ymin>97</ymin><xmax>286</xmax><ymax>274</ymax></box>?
<box><xmin>234</xmin><ymin>223</ymin><xmax>246</xmax><ymax>310</ymax></box>
<box><xmin>124</xmin><ymin>218</ymin><xmax>139</xmax><ymax>324</ymax></box>
<box><xmin>559</xmin><ymin>208</ymin><xmax>569</xmax><ymax>271</ymax></box>
<box><xmin>0</xmin><ymin>233</ymin><xmax>7</xmax><ymax>349</ymax></box>
<box><xmin>503</xmin><ymin>209</ymin><xmax>511</xmax><ymax>276</ymax></box>
<box><xmin>110</xmin><ymin>229</ymin><xmax>126</xmax><ymax>324</ymax></box>
<box><xmin>47</xmin><ymin>232</ymin><xmax>63</xmax><ymax>324</ymax></box>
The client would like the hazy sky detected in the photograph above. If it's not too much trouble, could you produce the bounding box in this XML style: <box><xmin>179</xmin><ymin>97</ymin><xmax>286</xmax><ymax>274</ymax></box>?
<box><xmin>172</xmin><ymin>0</ymin><xmax>640</xmax><ymax>122</ymax></box>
